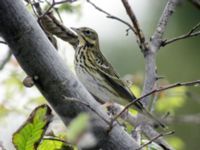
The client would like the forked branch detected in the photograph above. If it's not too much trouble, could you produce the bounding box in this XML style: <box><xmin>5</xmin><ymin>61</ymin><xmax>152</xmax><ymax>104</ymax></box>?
<box><xmin>162</xmin><ymin>22</ymin><xmax>200</xmax><ymax>46</ymax></box>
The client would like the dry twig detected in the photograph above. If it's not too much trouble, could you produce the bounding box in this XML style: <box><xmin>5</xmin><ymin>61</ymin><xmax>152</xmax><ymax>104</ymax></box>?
<box><xmin>136</xmin><ymin>131</ymin><xmax>174</xmax><ymax>150</ymax></box>
<box><xmin>121</xmin><ymin>0</ymin><xmax>148</xmax><ymax>51</ymax></box>
<box><xmin>113</xmin><ymin>80</ymin><xmax>200</xmax><ymax>122</ymax></box>
<box><xmin>162</xmin><ymin>22</ymin><xmax>200</xmax><ymax>46</ymax></box>
<box><xmin>86</xmin><ymin>0</ymin><xmax>136</xmax><ymax>34</ymax></box>
<box><xmin>40</xmin><ymin>0</ymin><xmax>76</xmax><ymax>18</ymax></box>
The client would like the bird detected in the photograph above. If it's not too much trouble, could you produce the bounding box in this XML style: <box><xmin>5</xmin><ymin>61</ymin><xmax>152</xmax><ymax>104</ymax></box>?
<box><xmin>71</xmin><ymin>27</ymin><xmax>165</xmax><ymax>128</ymax></box>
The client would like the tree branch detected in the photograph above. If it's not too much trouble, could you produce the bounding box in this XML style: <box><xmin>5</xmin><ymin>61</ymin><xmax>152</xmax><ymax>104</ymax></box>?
<box><xmin>142</xmin><ymin>125</ymin><xmax>175</xmax><ymax>150</ymax></box>
<box><xmin>121</xmin><ymin>0</ymin><xmax>148</xmax><ymax>51</ymax></box>
<box><xmin>136</xmin><ymin>131</ymin><xmax>174</xmax><ymax>150</ymax></box>
<box><xmin>0</xmin><ymin>0</ymin><xmax>141</xmax><ymax>149</ymax></box>
<box><xmin>39</xmin><ymin>0</ymin><xmax>77</xmax><ymax>18</ymax></box>
<box><xmin>113</xmin><ymin>80</ymin><xmax>200</xmax><ymax>122</ymax></box>
<box><xmin>162</xmin><ymin>22</ymin><xmax>200</xmax><ymax>46</ymax></box>
<box><xmin>108</xmin><ymin>103</ymin><xmax>174</xmax><ymax>150</ymax></box>
<box><xmin>142</xmin><ymin>0</ymin><xmax>180</xmax><ymax>106</ymax></box>
<box><xmin>86</xmin><ymin>0</ymin><xmax>136</xmax><ymax>34</ymax></box>
<box><xmin>150</xmin><ymin>0</ymin><xmax>180</xmax><ymax>50</ymax></box>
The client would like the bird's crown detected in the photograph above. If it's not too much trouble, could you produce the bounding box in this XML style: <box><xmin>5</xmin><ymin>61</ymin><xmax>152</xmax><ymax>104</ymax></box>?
<box><xmin>71</xmin><ymin>27</ymin><xmax>99</xmax><ymax>47</ymax></box>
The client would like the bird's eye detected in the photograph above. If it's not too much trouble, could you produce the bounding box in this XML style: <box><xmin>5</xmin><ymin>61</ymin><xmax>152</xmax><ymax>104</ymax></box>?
<box><xmin>84</xmin><ymin>30</ymin><xmax>91</xmax><ymax>35</ymax></box>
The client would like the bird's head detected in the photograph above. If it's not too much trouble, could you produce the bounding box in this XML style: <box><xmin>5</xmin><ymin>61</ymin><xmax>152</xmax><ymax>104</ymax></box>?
<box><xmin>71</xmin><ymin>27</ymin><xmax>99</xmax><ymax>47</ymax></box>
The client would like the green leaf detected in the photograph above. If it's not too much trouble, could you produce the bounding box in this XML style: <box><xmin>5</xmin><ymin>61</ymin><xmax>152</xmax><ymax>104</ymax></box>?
<box><xmin>12</xmin><ymin>104</ymin><xmax>52</xmax><ymax>150</ymax></box>
<box><xmin>38</xmin><ymin>139</ymin><xmax>75</xmax><ymax>150</ymax></box>
<box><xmin>66</xmin><ymin>113</ymin><xmax>90</xmax><ymax>143</ymax></box>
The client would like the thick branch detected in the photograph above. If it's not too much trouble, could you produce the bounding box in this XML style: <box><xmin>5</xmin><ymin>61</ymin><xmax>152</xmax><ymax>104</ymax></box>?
<box><xmin>0</xmin><ymin>1</ymin><xmax>140</xmax><ymax>149</ymax></box>
<box><xmin>142</xmin><ymin>0</ymin><xmax>179</xmax><ymax>106</ymax></box>
<box><xmin>151</xmin><ymin>0</ymin><xmax>179</xmax><ymax>50</ymax></box>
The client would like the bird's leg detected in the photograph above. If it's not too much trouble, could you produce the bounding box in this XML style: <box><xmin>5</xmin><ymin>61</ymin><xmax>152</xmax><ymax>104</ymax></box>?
<box><xmin>101</xmin><ymin>101</ymin><xmax>113</xmax><ymax>112</ymax></box>
<box><xmin>105</xmin><ymin>102</ymin><xmax>129</xmax><ymax>133</ymax></box>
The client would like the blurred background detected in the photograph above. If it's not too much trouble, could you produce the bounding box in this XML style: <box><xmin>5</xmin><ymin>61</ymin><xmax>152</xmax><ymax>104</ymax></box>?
<box><xmin>0</xmin><ymin>0</ymin><xmax>200</xmax><ymax>149</ymax></box>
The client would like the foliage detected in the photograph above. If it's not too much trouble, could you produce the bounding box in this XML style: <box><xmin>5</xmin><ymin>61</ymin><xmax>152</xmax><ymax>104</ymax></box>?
<box><xmin>13</xmin><ymin>105</ymin><xmax>52</xmax><ymax>150</ymax></box>
<box><xmin>12</xmin><ymin>104</ymin><xmax>90</xmax><ymax>150</ymax></box>
<box><xmin>38</xmin><ymin>139</ymin><xmax>75</xmax><ymax>150</ymax></box>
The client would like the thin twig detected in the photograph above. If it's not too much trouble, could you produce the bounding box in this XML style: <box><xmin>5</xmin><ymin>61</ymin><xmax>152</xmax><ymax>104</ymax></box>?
<box><xmin>39</xmin><ymin>0</ymin><xmax>76</xmax><ymax>19</ymax></box>
<box><xmin>142</xmin><ymin>124</ymin><xmax>174</xmax><ymax>150</ymax></box>
<box><xmin>86</xmin><ymin>0</ymin><xmax>136</xmax><ymax>34</ymax></box>
<box><xmin>0</xmin><ymin>41</ymin><xmax>7</xmax><ymax>45</ymax></box>
<box><xmin>0</xmin><ymin>50</ymin><xmax>12</xmax><ymax>70</ymax></box>
<box><xmin>113</xmin><ymin>80</ymin><xmax>200</xmax><ymax>121</ymax></box>
<box><xmin>136</xmin><ymin>131</ymin><xmax>174</xmax><ymax>150</ymax></box>
<box><xmin>162</xmin><ymin>22</ymin><xmax>200</xmax><ymax>46</ymax></box>
<box><xmin>109</xmin><ymin>103</ymin><xmax>173</xmax><ymax>149</ymax></box>
<box><xmin>26</xmin><ymin>0</ymin><xmax>39</xmax><ymax>17</ymax></box>
<box><xmin>44</xmin><ymin>0</ymin><xmax>63</xmax><ymax>22</ymax></box>
<box><xmin>121</xmin><ymin>0</ymin><xmax>148</xmax><ymax>51</ymax></box>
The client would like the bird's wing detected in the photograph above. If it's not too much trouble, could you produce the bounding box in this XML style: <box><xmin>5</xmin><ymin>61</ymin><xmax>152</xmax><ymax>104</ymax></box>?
<box><xmin>94</xmin><ymin>52</ymin><xmax>136</xmax><ymax>101</ymax></box>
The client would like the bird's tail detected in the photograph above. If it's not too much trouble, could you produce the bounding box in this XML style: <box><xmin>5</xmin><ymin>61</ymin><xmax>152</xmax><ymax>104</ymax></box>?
<box><xmin>141</xmin><ymin>106</ymin><xmax>165</xmax><ymax>128</ymax></box>
<box><xmin>134</xmin><ymin>101</ymin><xmax>166</xmax><ymax>128</ymax></box>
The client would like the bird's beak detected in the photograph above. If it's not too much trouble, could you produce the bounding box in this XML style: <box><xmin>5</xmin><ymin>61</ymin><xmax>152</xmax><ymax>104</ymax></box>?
<box><xmin>71</xmin><ymin>27</ymin><xmax>80</xmax><ymax>35</ymax></box>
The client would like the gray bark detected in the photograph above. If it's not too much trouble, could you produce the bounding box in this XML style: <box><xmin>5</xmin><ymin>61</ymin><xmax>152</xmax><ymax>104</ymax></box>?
<box><xmin>0</xmin><ymin>0</ymin><xmax>140</xmax><ymax>149</ymax></box>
